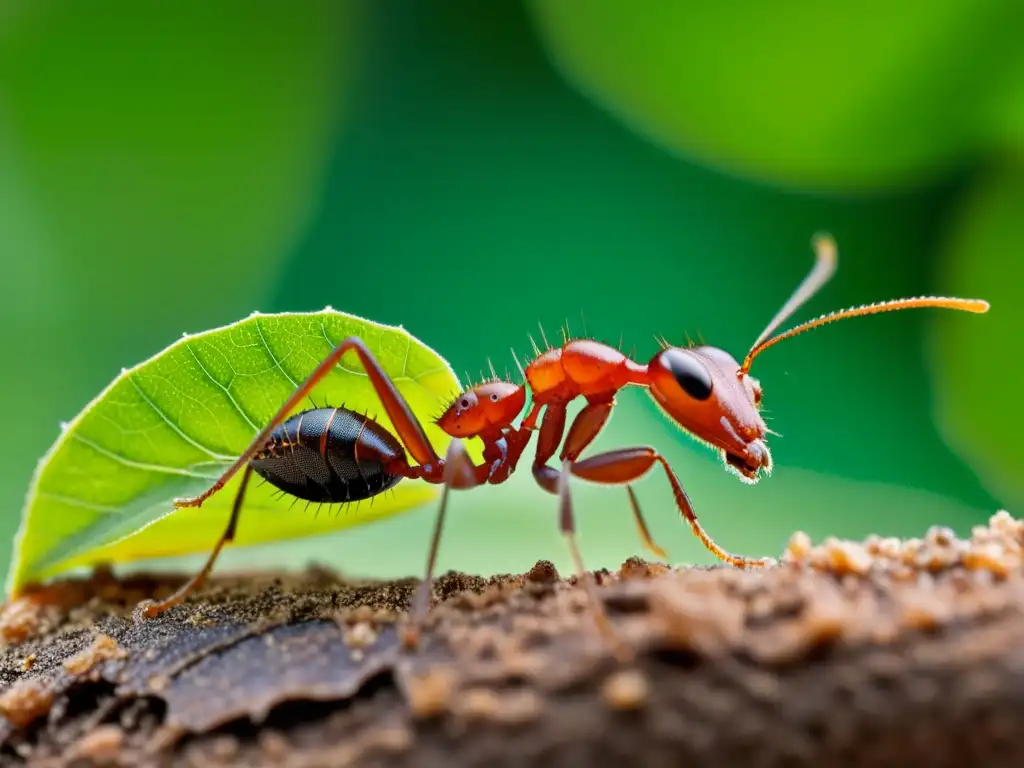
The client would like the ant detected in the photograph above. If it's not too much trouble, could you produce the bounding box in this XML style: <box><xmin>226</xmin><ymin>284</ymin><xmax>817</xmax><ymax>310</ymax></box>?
<box><xmin>133</xmin><ymin>234</ymin><xmax>989</xmax><ymax>658</ymax></box>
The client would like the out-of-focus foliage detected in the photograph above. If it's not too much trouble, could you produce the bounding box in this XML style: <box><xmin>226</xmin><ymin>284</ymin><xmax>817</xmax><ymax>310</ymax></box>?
<box><xmin>527</xmin><ymin>0</ymin><xmax>1024</xmax><ymax>190</ymax></box>
<box><xmin>8</xmin><ymin>310</ymin><xmax>458</xmax><ymax>592</ymax></box>
<box><xmin>0</xmin><ymin>0</ymin><xmax>1014</xmax><ymax>584</ymax></box>
<box><xmin>930</xmin><ymin>165</ymin><xmax>1024</xmax><ymax>510</ymax></box>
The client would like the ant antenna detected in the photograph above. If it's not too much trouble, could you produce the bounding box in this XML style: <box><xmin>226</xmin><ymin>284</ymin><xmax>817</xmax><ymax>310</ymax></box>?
<box><xmin>740</xmin><ymin>233</ymin><xmax>989</xmax><ymax>374</ymax></box>
<box><xmin>748</xmin><ymin>233</ymin><xmax>838</xmax><ymax>357</ymax></box>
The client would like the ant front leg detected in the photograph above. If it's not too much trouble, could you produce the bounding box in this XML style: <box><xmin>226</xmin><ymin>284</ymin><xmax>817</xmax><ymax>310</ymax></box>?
<box><xmin>571</xmin><ymin>448</ymin><xmax>772</xmax><ymax>569</ymax></box>
<box><xmin>401</xmin><ymin>437</ymin><xmax>478</xmax><ymax>650</ymax></box>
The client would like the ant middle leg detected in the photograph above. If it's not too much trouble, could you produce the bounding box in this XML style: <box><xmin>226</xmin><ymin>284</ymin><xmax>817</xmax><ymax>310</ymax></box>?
<box><xmin>532</xmin><ymin>401</ymin><xmax>669</xmax><ymax>558</ymax></box>
<box><xmin>531</xmin><ymin>401</ymin><xmax>660</xmax><ymax>658</ymax></box>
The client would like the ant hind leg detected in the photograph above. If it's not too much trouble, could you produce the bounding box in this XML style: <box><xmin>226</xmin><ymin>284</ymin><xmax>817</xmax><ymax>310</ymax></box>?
<box><xmin>133</xmin><ymin>464</ymin><xmax>255</xmax><ymax>621</ymax></box>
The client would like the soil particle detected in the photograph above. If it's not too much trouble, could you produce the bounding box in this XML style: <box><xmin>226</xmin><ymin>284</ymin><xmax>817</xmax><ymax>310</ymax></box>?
<box><xmin>0</xmin><ymin>511</ymin><xmax>1023</xmax><ymax>766</ymax></box>
<box><xmin>0</xmin><ymin>679</ymin><xmax>54</xmax><ymax>729</ymax></box>
<box><xmin>63</xmin><ymin>634</ymin><xmax>128</xmax><ymax>676</ymax></box>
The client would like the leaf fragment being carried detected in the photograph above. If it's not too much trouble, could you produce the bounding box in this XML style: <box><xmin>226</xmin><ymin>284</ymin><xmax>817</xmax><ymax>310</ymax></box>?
<box><xmin>7</xmin><ymin>309</ymin><xmax>460</xmax><ymax>595</ymax></box>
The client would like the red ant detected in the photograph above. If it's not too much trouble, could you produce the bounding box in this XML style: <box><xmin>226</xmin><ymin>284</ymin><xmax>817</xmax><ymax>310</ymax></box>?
<box><xmin>134</xmin><ymin>234</ymin><xmax>989</xmax><ymax>656</ymax></box>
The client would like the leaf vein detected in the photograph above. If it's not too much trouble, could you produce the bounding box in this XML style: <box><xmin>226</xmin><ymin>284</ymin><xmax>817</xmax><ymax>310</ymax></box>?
<box><xmin>127</xmin><ymin>376</ymin><xmax>233</xmax><ymax>461</ymax></box>
<box><xmin>183</xmin><ymin>342</ymin><xmax>261</xmax><ymax>433</ymax></box>
<box><xmin>254</xmin><ymin>318</ymin><xmax>301</xmax><ymax>388</ymax></box>
<box><xmin>410</xmin><ymin>365</ymin><xmax>452</xmax><ymax>383</ymax></box>
<box><xmin>37</xmin><ymin>493</ymin><xmax>120</xmax><ymax>515</ymax></box>
<box><xmin>320</xmin><ymin>322</ymin><xmax>368</xmax><ymax>378</ymax></box>
<box><xmin>69</xmin><ymin>433</ymin><xmax>223</xmax><ymax>480</ymax></box>
<box><xmin>401</xmin><ymin>333</ymin><xmax>412</xmax><ymax>378</ymax></box>
<box><xmin>320</xmin><ymin>321</ymin><xmax>394</xmax><ymax>380</ymax></box>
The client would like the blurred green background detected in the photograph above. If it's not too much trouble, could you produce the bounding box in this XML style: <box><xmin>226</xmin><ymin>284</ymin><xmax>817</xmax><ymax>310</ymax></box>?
<box><xmin>1</xmin><ymin>0</ymin><xmax>1020</xmax><ymax>582</ymax></box>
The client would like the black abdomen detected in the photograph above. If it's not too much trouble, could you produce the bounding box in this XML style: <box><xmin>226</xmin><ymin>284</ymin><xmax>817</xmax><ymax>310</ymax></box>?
<box><xmin>250</xmin><ymin>407</ymin><xmax>405</xmax><ymax>503</ymax></box>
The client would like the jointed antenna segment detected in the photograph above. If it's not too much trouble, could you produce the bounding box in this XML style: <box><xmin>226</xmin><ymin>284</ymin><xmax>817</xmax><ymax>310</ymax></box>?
<box><xmin>741</xmin><ymin>235</ymin><xmax>989</xmax><ymax>373</ymax></box>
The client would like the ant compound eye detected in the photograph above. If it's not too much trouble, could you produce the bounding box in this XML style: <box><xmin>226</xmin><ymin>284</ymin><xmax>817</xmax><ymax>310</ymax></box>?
<box><xmin>455</xmin><ymin>391</ymin><xmax>479</xmax><ymax>414</ymax></box>
<box><xmin>490</xmin><ymin>393</ymin><xmax>499</xmax><ymax>402</ymax></box>
<box><xmin>661</xmin><ymin>349</ymin><xmax>713</xmax><ymax>401</ymax></box>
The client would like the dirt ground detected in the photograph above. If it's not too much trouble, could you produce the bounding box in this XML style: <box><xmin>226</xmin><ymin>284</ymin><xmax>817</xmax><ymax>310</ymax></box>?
<box><xmin>2</xmin><ymin>513</ymin><xmax>1024</xmax><ymax>767</ymax></box>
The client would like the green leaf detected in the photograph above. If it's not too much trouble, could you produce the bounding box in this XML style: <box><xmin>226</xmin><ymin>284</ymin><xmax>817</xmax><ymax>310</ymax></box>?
<box><xmin>7</xmin><ymin>310</ymin><xmax>461</xmax><ymax>595</ymax></box>
<box><xmin>929</xmin><ymin>165</ymin><xmax>1024</xmax><ymax>510</ymax></box>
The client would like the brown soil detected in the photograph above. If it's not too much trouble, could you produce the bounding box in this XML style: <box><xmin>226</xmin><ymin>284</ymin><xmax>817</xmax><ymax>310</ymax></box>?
<box><xmin>1</xmin><ymin>512</ymin><xmax>1024</xmax><ymax>767</ymax></box>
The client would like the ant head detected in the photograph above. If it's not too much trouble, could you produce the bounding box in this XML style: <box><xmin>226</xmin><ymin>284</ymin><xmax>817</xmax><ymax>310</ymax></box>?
<box><xmin>647</xmin><ymin>345</ymin><xmax>770</xmax><ymax>483</ymax></box>
<box><xmin>648</xmin><ymin>233</ymin><xmax>990</xmax><ymax>484</ymax></box>
<box><xmin>437</xmin><ymin>380</ymin><xmax>526</xmax><ymax>438</ymax></box>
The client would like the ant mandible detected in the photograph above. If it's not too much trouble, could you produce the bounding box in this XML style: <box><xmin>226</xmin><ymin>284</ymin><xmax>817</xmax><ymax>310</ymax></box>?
<box><xmin>133</xmin><ymin>235</ymin><xmax>989</xmax><ymax>655</ymax></box>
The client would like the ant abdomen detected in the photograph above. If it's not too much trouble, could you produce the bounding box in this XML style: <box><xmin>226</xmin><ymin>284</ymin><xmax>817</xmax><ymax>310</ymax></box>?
<box><xmin>250</xmin><ymin>406</ymin><xmax>405</xmax><ymax>504</ymax></box>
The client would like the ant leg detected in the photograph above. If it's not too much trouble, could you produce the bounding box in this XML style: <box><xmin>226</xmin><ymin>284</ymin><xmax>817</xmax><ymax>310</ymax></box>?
<box><xmin>401</xmin><ymin>438</ymin><xmax>477</xmax><ymax>650</ymax></box>
<box><xmin>572</xmin><ymin>447</ymin><xmax>771</xmax><ymax>568</ymax></box>
<box><xmin>625</xmin><ymin>486</ymin><xmax>668</xmax><ymax>560</ymax></box>
<box><xmin>133</xmin><ymin>464</ymin><xmax>255</xmax><ymax>621</ymax></box>
<box><xmin>175</xmin><ymin>336</ymin><xmax>441</xmax><ymax>510</ymax></box>
<box><xmin>557</xmin><ymin>457</ymin><xmax>632</xmax><ymax>661</ymax></box>
<box><xmin>531</xmin><ymin>401</ymin><xmax>644</xmax><ymax>658</ymax></box>
<box><xmin>521</xmin><ymin>401</ymin><xmax>544</xmax><ymax>430</ymax></box>
<box><xmin>530</xmin><ymin>403</ymin><xmax>567</xmax><ymax>493</ymax></box>
<box><xmin>532</xmin><ymin>401</ymin><xmax>669</xmax><ymax>558</ymax></box>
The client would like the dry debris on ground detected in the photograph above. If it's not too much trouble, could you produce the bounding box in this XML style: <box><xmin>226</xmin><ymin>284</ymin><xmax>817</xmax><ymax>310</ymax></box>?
<box><xmin>1</xmin><ymin>512</ymin><xmax>1024</xmax><ymax>767</ymax></box>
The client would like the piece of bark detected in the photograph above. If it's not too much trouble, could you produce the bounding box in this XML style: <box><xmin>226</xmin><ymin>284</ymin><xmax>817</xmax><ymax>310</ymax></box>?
<box><xmin>1</xmin><ymin>522</ymin><xmax>1024</xmax><ymax>768</ymax></box>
